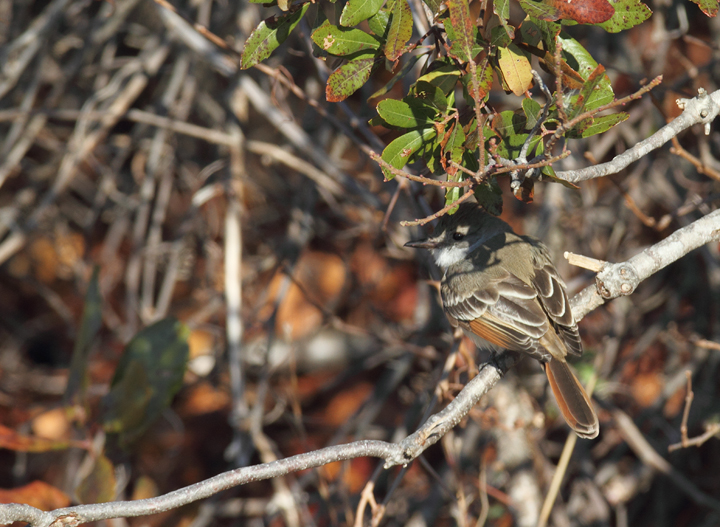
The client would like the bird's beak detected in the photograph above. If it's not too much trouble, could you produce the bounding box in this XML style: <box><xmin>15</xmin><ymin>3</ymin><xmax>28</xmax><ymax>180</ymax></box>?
<box><xmin>404</xmin><ymin>239</ymin><xmax>437</xmax><ymax>249</ymax></box>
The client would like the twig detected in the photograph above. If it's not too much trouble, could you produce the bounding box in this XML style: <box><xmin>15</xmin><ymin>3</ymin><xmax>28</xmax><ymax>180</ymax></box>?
<box><xmin>691</xmin><ymin>337</ymin><xmax>720</xmax><ymax>351</ymax></box>
<box><xmin>668</xmin><ymin>424</ymin><xmax>720</xmax><ymax>452</ymax></box>
<box><xmin>564</xmin><ymin>252</ymin><xmax>606</xmax><ymax>272</ymax></box>
<box><xmin>570</xmin><ymin>207</ymin><xmax>720</xmax><ymax>321</ymax></box>
<box><xmin>354</xmin><ymin>481</ymin><xmax>381</xmax><ymax>527</ymax></box>
<box><xmin>509</xmin><ymin>70</ymin><xmax>553</xmax><ymax>190</ymax></box>
<box><xmin>613</xmin><ymin>408</ymin><xmax>720</xmax><ymax>511</ymax></box>
<box><xmin>554</xmin><ymin>38</ymin><xmax>567</xmax><ymax>122</ymax></box>
<box><xmin>545</xmin><ymin>76</ymin><xmax>662</xmax><ymax>154</ymax></box>
<box><xmin>452</xmin><ymin>150</ymin><xmax>571</xmax><ymax>182</ymax></box>
<box><xmin>676</xmin><ymin>371</ymin><xmax>693</xmax><ymax>449</ymax></box>
<box><xmin>556</xmin><ymin>87</ymin><xmax>720</xmax><ymax>183</ymax></box>
<box><xmin>474</xmin><ymin>455</ymin><xmax>489</xmax><ymax>527</ymax></box>
<box><xmin>668</xmin><ymin>371</ymin><xmax>720</xmax><ymax>452</ymax></box>
<box><xmin>239</xmin><ymin>76</ymin><xmax>379</xmax><ymax>207</ymax></box>
<box><xmin>670</xmin><ymin>136</ymin><xmax>720</xmax><ymax>182</ymax></box>
<box><xmin>371</xmin><ymin>152</ymin><xmax>472</xmax><ymax>188</ymax></box>
<box><xmin>400</xmin><ymin>190</ymin><xmax>476</xmax><ymax>226</ymax></box>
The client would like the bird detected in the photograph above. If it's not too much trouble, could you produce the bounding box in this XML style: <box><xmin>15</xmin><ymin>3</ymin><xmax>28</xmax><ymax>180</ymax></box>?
<box><xmin>405</xmin><ymin>201</ymin><xmax>599</xmax><ymax>438</ymax></box>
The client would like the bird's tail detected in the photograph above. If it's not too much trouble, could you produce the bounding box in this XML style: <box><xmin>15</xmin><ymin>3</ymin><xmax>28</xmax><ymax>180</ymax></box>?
<box><xmin>544</xmin><ymin>360</ymin><xmax>599</xmax><ymax>439</ymax></box>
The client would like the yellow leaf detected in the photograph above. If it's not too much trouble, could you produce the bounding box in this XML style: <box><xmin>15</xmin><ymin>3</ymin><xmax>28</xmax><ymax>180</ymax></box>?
<box><xmin>498</xmin><ymin>44</ymin><xmax>532</xmax><ymax>96</ymax></box>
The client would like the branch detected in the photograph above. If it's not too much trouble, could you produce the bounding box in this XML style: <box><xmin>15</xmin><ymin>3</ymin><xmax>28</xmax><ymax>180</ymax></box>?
<box><xmin>570</xmin><ymin>207</ymin><xmax>720</xmax><ymax>320</ymax></box>
<box><xmin>3</xmin><ymin>209</ymin><xmax>720</xmax><ymax>526</ymax></box>
<box><xmin>556</xmin><ymin>88</ymin><xmax>720</xmax><ymax>184</ymax></box>
<box><xmin>0</xmin><ymin>442</ymin><xmax>396</xmax><ymax>527</ymax></box>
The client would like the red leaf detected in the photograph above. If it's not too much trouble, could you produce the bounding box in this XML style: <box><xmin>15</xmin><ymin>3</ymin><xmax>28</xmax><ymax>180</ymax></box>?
<box><xmin>0</xmin><ymin>424</ymin><xmax>87</xmax><ymax>452</ymax></box>
<box><xmin>554</xmin><ymin>0</ymin><xmax>614</xmax><ymax>24</ymax></box>
<box><xmin>0</xmin><ymin>481</ymin><xmax>70</xmax><ymax>509</ymax></box>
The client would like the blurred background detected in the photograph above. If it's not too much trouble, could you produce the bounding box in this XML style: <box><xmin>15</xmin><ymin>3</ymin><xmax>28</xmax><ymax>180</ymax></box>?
<box><xmin>0</xmin><ymin>0</ymin><xmax>719</xmax><ymax>525</ymax></box>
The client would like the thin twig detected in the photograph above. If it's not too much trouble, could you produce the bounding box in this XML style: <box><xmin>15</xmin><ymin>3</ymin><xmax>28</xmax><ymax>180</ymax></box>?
<box><xmin>670</xmin><ymin>136</ymin><xmax>720</xmax><ymax>182</ymax></box>
<box><xmin>371</xmin><ymin>152</ymin><xmax>472</xmax><ymax>187</ymax></box>
<box><xmin>668</xmin><ymin>371</ymin><xmax>720</xmax><ymax>452</ymax></box>
<box><xmin>546</xmin><ymin>76</ymin><xmax>663</xmax><ymax>153</ymax></box>
<box><xmin>400</xmin><ymin>190</ymin><xmax>476</xmax><ymax>226</ymax></box>
<box><xmin>613</xmin><ymin>408</ymin><xmax>720</xmax><ymax>511</ymax></box>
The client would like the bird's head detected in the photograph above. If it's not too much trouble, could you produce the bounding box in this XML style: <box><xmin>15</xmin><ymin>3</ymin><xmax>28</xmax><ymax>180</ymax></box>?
<box><xmin>405</xmin><ymin>202</ymin><xmax>511</xmax><ymax>268</ymax></box>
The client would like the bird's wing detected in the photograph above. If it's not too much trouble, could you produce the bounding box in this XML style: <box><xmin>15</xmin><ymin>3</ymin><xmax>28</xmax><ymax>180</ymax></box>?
<box><xmin>531</xmin><ymin>255</ymin><xmax>583</xmax><ymax>357</ymax></box>
<box><xmin>442</xmin><ymin>270</ymin><xmax>552</xmax><ymax>361</ymax></box>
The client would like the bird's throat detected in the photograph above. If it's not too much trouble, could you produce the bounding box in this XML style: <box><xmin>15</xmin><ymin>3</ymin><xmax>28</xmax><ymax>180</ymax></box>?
<box><xmin>432</xmin><ymin>245</ymin><xmax>471</xmax><ymax>268</ymax></box>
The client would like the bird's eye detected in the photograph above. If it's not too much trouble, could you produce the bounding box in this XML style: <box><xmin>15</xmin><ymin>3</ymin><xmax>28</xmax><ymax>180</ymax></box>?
<box><xmin>453</xmin><ymin>232</ymin><xmax>465</xmax><ymax>240</ymax></box>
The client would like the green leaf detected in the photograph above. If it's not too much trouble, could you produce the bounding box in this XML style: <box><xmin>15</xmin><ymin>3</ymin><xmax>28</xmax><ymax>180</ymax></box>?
<box><xmin>413</xmin><ymin>80</ymin><xmax>450</xmax><ymax>113</ymax></box>
<box><xmin>445</xmin><ymin>17</ymin><xmax>484</xmax><ymax>62</ymax></box>
<box><xmin>447</xmin><ymin>0</ymin><xmax>476</xmax><ymax>64</ymax></box>
<box><xmin>519</xmin><ymin>0</ymin><xmax>560</xmax><ymax>22</ymax></box>
<box><xmin>489</xmin><ymin>110</ymin><xmax>548</xmax><ymax>159</ymax></box>
<box><xmin>687</xmin><ymin>0</ymin><xmax>718</xmax><ymax>16</ymax></box>
<box><xmin>64</xmin><ymin>266</ymin><xmax>102</xmax><ymax>406</ymax></box>
<box><xmin>444</xmin><ymin>186</ymin><xmax>461</xmax><ymax>211</ymax></box>
<box><xmin>443</xmin><ymin>121</ymin><xmax>466</xmax><ymax>164</ymax></box>
<box><xmin>326</xmin><ymin>54</ymin><xmax>376</xmax><ymax>102</ymax></box>
<box><xmin>385</xmin><ymin>0</ymin><xmax>413</xmax><ymax>61</ymax></box>
<box><xmin>369</xmin><ymin>52</ymin><xmax>426</xmax><ymax>99</ymax></box>
<box><xmin>566</xmin><ymin>112</ymin><xmax>628</xmax><ymax>138</ymax></box>
<box><xmin>340</xmin><ymin>0</ymin><xmax>385</xmax><ymax>26</ymax></box>
<box><xmin>568</xmin><ymin>64</ymin><xmax>605</xmax><ymax>119</ymax></box>
<box><xmin>493</xmin><ymin>0</ymin><xmax>515</xmax><ymax>38</ymax></box>
<box><xmin>598</xmin><ymin>0</ymin><xmax>651</xmax><ymax>32</ymax></box>
<box><xmin>489</xmin><ymin>25</ymin><xmax>512</xmax><ymax>48</ymax></box>
<box><xmin>558</xmin><ymin>34</ymin><xmax>614</xmax><ymax>106</ymax></box>
<box><xmin>474</xmin><ymin>177</ymin><xmax>503</xmax><ymax>216</ymax></box>
<box><xmin>518</xmin><ymin>18</ymin><xmax>546</xmax><ymax>47</ymax></box>
<box><xmin>241</xmin><ymin>4</ymin><xmax>310</xmax><ymax>69</ymax></box>
<box><xmin>368</xmin><ymin>9</ymin><xmax>390</xmax><ymax>36</ymax></box>
<box><xmin>461</xmin><ymin>59</ymin><xmax>493</xmax><ymax>104</ymax></box>
<box><xmin>522</xmin><ymin>98</ymin><xmax>542</xmax><ymax>128</ymax></box>
<box><xmin>381</xmin><ymin>127</ymin><xmax>438</xmax><ymax>178</ymax></box>
<box><xmin>377</xmin><ymin>99</ymin><xmax>437</xmax><ymax>128</ymax></box>
<box><xmin>422</xmin><ymin>0</ymin><xmax>444</xmax><ymax>15</ymax></box>
<box><xmin>462</xmin><ymin>147</ymin><xmax>481</xmax><ymax>171</ymax></box>
<box><xmin>524</xmin><ymin>18</ymin><xmax>562</xmax><ymax>53</ymax></box>
<box><xmin>416</xmin><ymin>60</ymin><xmax>461</xmax><ymax>95</ymax></box>
<box><xmin>311</xmin><ymin>21</ymin><xmax>381</xmax><ymax>56</ymax></box>
<box><xmin>492</xmin><ymin>110</ymin><xmax>529</xmax><ymax>136</ymax></box>
<box><xmin>102</xmin><ymin>318</ymin><xmax>190</xmax><ymax>447</ymax></box>
<box><xmin>76</xmin><ymin>454</ymin><xmax>116</xmax><ymax>504</ymax></box>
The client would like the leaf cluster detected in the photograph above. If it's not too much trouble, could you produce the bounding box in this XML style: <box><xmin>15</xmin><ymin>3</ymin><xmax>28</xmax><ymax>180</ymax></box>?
<box><xmin>240</xmin><ymin>0</ymin><xmax>716</xmax><ymax>212</ymax></box>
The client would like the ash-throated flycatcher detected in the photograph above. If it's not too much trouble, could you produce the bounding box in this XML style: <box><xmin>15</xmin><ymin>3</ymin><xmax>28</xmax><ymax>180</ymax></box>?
<box><xmin>406</xmin><ymin>202</ymin><xmax>599</xmax><ymax>438</ymax></box>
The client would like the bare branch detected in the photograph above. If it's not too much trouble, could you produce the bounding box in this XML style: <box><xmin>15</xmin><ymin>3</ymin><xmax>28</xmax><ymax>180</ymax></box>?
<box><xmin>556</xmin><ymin>88</ymin><xmax>720</xmax><ymax>183</ymax></box>
<box><xmin>0</xmin><ymin>441</ymin><xmax>397</xmax><ymax>527</ymax></box>
<box><xmin>668</xmin><ymin>371</ymin><xmax>720</xmax><ymax>452</ymax></box>
<box><xmin>613</xmin><ymin>409</ymin><xmax>720</xmax><ymax>511</ymax></box>
<box><xmin>570</xmin><ymin>207</ymin><xmax>720</xmax><ymax>320</ymax></box>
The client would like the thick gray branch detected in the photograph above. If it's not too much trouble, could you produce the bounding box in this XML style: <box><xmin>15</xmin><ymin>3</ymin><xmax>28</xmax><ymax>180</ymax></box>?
<box><xmin>571</xmin><ymin>208</ymin><xmax>720</xmax><ymax>320</ymax></box>
<box><xmin>556</xmin><ymin>88</ymin><xmax>720</xmax><ymax>183</ymax></box>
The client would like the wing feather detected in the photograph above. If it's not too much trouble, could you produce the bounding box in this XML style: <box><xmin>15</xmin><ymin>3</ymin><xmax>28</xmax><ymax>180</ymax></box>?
<box><xmin>442</xmin><ymin>272</ymin><xmax>551</xmax><ymax>360</ymax></box>
<box><xmin>531</xmin><ymin>254</ymin><xmax>583</xmax><ymax>357</ymax></box>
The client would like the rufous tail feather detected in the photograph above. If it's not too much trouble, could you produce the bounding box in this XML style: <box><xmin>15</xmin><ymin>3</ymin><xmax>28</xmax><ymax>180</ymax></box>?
<box><xmin>544</xmin><ymin>360</ymin><xmax>599</xmax><ymax>439</ymax></box>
